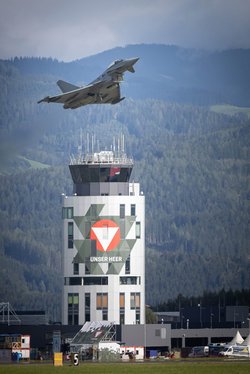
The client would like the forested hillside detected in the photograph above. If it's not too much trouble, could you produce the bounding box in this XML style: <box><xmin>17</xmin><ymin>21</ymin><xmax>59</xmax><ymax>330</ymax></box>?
<box><xmin>0</xmin><ymin>44</ymin><xmax>249</xmax><ymax>319</ymax></box>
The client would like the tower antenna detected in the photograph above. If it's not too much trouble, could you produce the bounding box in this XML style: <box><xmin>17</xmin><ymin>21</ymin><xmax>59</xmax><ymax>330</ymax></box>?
<box><xmin>86</xmin><ymin>132</ymin><xmax>90</xmax><ymax>155</ymax></box>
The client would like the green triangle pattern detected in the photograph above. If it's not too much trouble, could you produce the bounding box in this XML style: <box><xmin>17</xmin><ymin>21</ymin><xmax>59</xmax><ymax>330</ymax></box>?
<box><xmin>72</xmin><ymin>204</ymin><xmax>138</xmax><ymax>275</ymax></box>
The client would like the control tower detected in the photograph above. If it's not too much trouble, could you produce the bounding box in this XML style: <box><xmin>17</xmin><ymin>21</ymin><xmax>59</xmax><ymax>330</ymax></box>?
<box><xmin>62</xmin><ymin>141</ymin><xmax>145</xmax><ymax>325</ymax></box>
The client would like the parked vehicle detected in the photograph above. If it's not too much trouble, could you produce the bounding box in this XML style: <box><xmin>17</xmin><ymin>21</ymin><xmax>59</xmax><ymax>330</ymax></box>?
<box><xmin>188</xmin><ymin>346</ymin><xmax>209</xmax><ymax>357</ymax></box>
<box><xmin>208</xmin><ymin>343</ymin><xmax>226</xmax><ymax>356</ymax></box>
<box><xmin>219</xmin><ymin>345</ymin><xmax>250</xmax><ymax>358</ymax></box>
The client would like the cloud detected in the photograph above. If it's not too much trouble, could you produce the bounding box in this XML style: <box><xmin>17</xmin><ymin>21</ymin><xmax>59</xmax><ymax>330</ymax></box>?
<box><xmin>0</xmin><ymin>0</ymin><xmax>250</xmax><ymax>61</ymax></box>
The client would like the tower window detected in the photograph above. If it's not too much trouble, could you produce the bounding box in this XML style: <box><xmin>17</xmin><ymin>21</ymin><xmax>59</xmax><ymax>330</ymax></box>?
<box><xmin>130</xmin><ymin>292</ymin><xmax>140</xmax><ymax>310</ymax></box>
<box><xmin>131</xmin><ymin>204</ymin><xmax>136</xmax><ymax>216</ymax></box>
<box><xmin>125</xmin><ymin>255</ymin><xmax>130</xmax><ymax>274</ymax></box>
<box><xmin>120</xmin><ymin>276</ymin><xmax>138</xmax><ymax>285</ymax></box>
<box><xmin>85</xmin><ymin>293</ymin><xmax>90</xmax><ymax>322</ymax></box>
<box><xmin>136</xmin><ymin>311</ymin><xmax>140</xmax><ymax>324</ymax></box>
<box><xmin>96</xmin><ymin>293</ymin><xmax>108</xmax><ymax>309</ymax></box>
<box><xmin>68</xmin><ymin>222</ymin><xmax>74</xmax><ymax>248</ymax></box>
<box><xmin>120</xmin><ymin>204</ymin><xmax>125</xmax><ymax>219</ymax></box>
<box><xmin>120</xmin><ymin>293</ymin><xmax>125</xmax><ymax>308</ymax></box>
<box><xmin>68</xmin><ymin>277</ymin><xmax>82</xmax><ymax>285</ymax></box>
<box><xmin>83</xmin><ymin>277</ymin><xmax>108</xmax><ymax>285</ymax></box>
<box><xmin>136</xmin><ymin>222</ymin><xmax>141</xmax><ymax>238</ymax></box>
<box><xmin>85</xmin><ymin>263</ymin><xmax>90</xmax><ymax>274</ymax></box>
<box><xmin>68</xmin><ymin>293</ymin><xmax>79</xmax><ymax>325</ymax></box>
<box><xmin>130</xmin><ymin>292</ymin><xmax>141</xmax><ymax>324</ymax></box>
<box><xmin>96</xmin><ymin>293</ymin><xmax>108</xmax><ymax>320</ymax></box>
<box><xmin>102</xmin><ymin>310</ymin><xmax>108</xmax><ymax>321</ymax></box>
<box><xmin>62</xmin><ymin>207</ymin><xmax>74</xmax><ymax>219</ymax></box>
<box><xmin>120</xmin><ymin>293</ymin><xmax>125</xmax><ymax>325</ymax></box>
<box><xmin>120</xmin><ymin>311</ymin><xmax>125</xmax><ymax>325</ymax></box>
<box><xmin>73</xmin><ymin>263</ymin><xmax>79</xmax><ymax>275</ymax></box>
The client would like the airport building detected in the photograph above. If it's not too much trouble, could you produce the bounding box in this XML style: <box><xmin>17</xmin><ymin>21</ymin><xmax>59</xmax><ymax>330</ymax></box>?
<box><xmin>62</xmin><ymin>145</ymin><xmax>145</xmax><ymax>326</ymax></box>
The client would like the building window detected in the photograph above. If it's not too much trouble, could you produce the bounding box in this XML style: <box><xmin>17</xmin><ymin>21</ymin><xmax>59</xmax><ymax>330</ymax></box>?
<box><xmin>96</xmin><ymin>293</ymin><xmax>108</xmax><ymax>309</ymax></box>
<box><xmin>84</xmin><ymin>277</ymin><xmax>108</xmax><ymax>285</ymax></box>
<box><xmin>68</xmin><ymin>222</ymin><xmax>74</xmax><ymax>248</ymax></box>
<box><xmin>85</xmin><ymin>264</ymin><xmax>90</xmax><ymax>275</ymax></box>
<box><xmin>125</xmin><ymin>255</ymin><xmax>130</xmax><ymax>274</ymax></box>
<box><xmin>130</xmin><ymin>293</ymin><xmax>135</xmax><ymax>309</ymax></box>
<box><xmin>131</xmin><ymin>204</ymin><xmax>136</xmax><ymax>216</ymax></box>
<box><xmin>130</xmin><ymin>292</ymin><xmax>140</xmax><ymax>310</ymax></box>
<box><xmin>136</xmin><ymin>311</ymin><xmax>140</xmax><ymax>324</ymax></box>
<box><xmin>136</xmin><ymin>222</ymin><xmax>141</xmax><ymax>239</ymax></box>
<box><xmin>135</xmin><ymin>293</ymin><xmax>140</xmax><ymax>309</ymax></box>
<box><xmin>130</xmin><ymin>292</ymin><xmax>140</xmax><ymax>324</ymax></box>
<box><xmin>120</xmin><ymin>204</ymin><xmax>125</xmax><ymax>219</ymax></box>
<box><xmin>96</xmin><ymin>293</ymin><xmax>108</xmax><ymax>320</ymax></box>
<box><xmin>68</xmin><ymin>277</ymin><xmax>82</xmax><ymax>285</ymax></box>
<box><xmin>120</xmin><ymin>293</ymin><xmax>125</xmax><ymax>309</ymax></box>
<box><xmin>120</xmin><ymin>276</ymin><xmax>138</xmax><ymax>285</ymax></box>
<box><xmin>62</xmin><ymin>207</ymin><xmax>74</xmax><ymax>219</ymax></box>
<box><xmin>102</xmin><ymin>310</ymin><xmax>108</xmax><ymax>321</ymax></box>
<box><xmin>120</xmin><ymin>293</ymin><xmax>125</xmax><ymax>325</ymax></box>
<box><xmin>73</xmin><ymin>263</ymin><xmax>79</xmax><ymax>275</ymax></box>
<box><xmin>120</xmin><ymin>293</ymin><xmax>125</xmax><ymax>324</ymax></box>
<box><xmin>85</xmin><ymin>293</ymin><xmax>90</xmax><ymax>322</ymax></box>
<box><xmin>120</xmin><ymin>311</ymin><xmax>125</xmax><ymax>325</ymax></box>
<box><xmin>68</xmin><ymin>293</ymin><xmax>79</xmax><ymax>325</ymax></box>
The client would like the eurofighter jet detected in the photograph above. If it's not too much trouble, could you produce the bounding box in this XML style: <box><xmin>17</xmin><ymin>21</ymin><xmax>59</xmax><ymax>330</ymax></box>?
<box><xmin>38</xmin><ymin>57</ymin><xmax>139</xmax><ymax>109</ymax></box>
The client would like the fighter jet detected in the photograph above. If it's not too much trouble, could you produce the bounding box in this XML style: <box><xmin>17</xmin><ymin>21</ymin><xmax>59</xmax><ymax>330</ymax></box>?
<box><xmin>38</xmin><ymin>57</ymin><xmax>139</xmax><ymax>109</ymax></box>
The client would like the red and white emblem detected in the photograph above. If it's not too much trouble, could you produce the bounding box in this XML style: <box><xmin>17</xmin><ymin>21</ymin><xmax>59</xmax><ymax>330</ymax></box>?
<box><xmin>90</xmin><ymin>219</ymin><xmax>120</xmax><ymax>252</ymax></box>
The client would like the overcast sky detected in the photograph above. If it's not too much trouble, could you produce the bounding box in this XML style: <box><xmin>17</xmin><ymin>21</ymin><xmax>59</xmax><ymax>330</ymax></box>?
<box><xmin>1</xmin><ymin>0</ymin><xmax>250</xmax><ymax>61</ymax></box>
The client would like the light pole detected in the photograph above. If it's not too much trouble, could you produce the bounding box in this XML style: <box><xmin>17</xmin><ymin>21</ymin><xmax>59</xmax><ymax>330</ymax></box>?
<box><xmin>198</xmin><ymin>303</ymin><xmax>202</xmax><ymax>328</ymax></box>
<box><xmin>181</xmin><ymin>315</ymin><xmax>185</xmax><ymax>329</ymax></box>
<box><xmin>180</xmin><ymin>308</ymin><xmax>184</xmax><ymax>329</ymax></box>
<box><xmin>144</xmin><ymin>321</ymin><xmax>146</xmax><ymax>360</ymax></box>
<box><xmin>186</xmin><ymin>319</ymin><xmax>189</xmax><ymax>329</ymax></box>
<box><xmin>182</xmin><ymin>334</ymin><xmax>186</xmax><ymax>348</ymax></box>
<box><xmin>233</xmin><ymin>308</ymin><xmax>238</xmax><ymax>329</ymax></box>
<box><xmin>210</xmin><ymin>313</ymin><xmax>214</xmax><ymax>329</ymax></box>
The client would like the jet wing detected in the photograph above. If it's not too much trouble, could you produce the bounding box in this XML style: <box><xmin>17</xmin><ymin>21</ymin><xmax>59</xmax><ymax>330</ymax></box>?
<box><xmin>38</xmin><ymin>81</ymin><xmax>124</xmax><ymax>109</ymax></box>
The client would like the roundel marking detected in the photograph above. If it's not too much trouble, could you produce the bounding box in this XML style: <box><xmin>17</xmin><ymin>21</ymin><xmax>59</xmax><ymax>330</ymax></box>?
<box><xmin>90</xmin><ymin>219</ymin><xmax>120</xmax><ymax>252</ymax></box>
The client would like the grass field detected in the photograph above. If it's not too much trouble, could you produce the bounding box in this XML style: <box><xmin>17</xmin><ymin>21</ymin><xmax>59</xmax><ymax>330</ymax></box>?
<box><xmin>1</xmin><ymin>361</ymin><xmax>250</xmax><ymax>374</ymax></box>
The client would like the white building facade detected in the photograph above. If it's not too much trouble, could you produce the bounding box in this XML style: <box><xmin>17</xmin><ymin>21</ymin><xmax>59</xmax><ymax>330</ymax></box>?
<box><xmin>62</xmin><ymin>151</ymin><xmax>145</xmax><ymax>325</ymax></box>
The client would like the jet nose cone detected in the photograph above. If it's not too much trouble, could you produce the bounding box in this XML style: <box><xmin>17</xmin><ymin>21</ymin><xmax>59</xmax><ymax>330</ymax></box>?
<box><xmin>126</xmin><ymin>57</ymin><xmax>139</xmax><ymax>73</ymax></box>
<box><xmin>130</xmin><ymin>57</ymin><xmax>139</xmax><ymax>65</ymax></box>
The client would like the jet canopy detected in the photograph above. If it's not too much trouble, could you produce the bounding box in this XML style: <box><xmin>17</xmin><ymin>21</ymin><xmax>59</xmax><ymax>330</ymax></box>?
<box><xmin>108</xmin><ymin>59</ymin><xmax>123</xmax><ymax>68</ymax></box>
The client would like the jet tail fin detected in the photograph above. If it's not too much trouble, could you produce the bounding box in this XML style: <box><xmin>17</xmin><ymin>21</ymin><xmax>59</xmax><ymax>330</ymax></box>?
<box><xmin>57</xmin><ymin>80</ymin><xmax>80</xmax><ymax>93</ymax></box>
<box><xmin>37</xmin><ymin>96</ymin><xmax>50</xmax><ymax>104</ymax></box>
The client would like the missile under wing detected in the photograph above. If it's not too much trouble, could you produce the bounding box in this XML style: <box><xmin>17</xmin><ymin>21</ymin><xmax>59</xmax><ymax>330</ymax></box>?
<box><xmin>38</xmin><ymin>57</ymin><xmax>139</xmax><ymax>109</ymax></box>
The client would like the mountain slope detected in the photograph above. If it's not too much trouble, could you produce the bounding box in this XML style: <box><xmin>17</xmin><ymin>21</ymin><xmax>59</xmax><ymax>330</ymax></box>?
<box><xmin>0</xmin><ymin>99</ymin><xmax>249</xmax><ymax>317</ymax></box>
<box><xmin>5</xmin><ymin>44</ymin><xmax>250</xmax><ymax>106</ymax></box>
<box><xmin>0</xmin><ymin>45</ymin><xmax>249</xmax><ymax>319</ymax></box>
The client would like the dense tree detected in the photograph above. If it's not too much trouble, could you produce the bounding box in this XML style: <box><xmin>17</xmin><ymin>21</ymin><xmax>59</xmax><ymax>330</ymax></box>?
<box><xmin>155</xmin><ymin>289</ymin><xmax>250</xmax><ymax>311</ymax></box>
<box><xmin>0</xmin><ymin>50</ymin><xmax>249</xmax><ymax>320</ymax></box>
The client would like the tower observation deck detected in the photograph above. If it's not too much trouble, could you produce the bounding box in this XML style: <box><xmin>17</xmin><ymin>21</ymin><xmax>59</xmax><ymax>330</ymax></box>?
<box><xmin>69</xmin><ymin>151</ymin><xmax>133</xmax><ymax>196</ymax></box>
<box><xmin>62</xmin><ymin>142</ymin><xmax>145</xmax><ymax>326</ymax></box>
